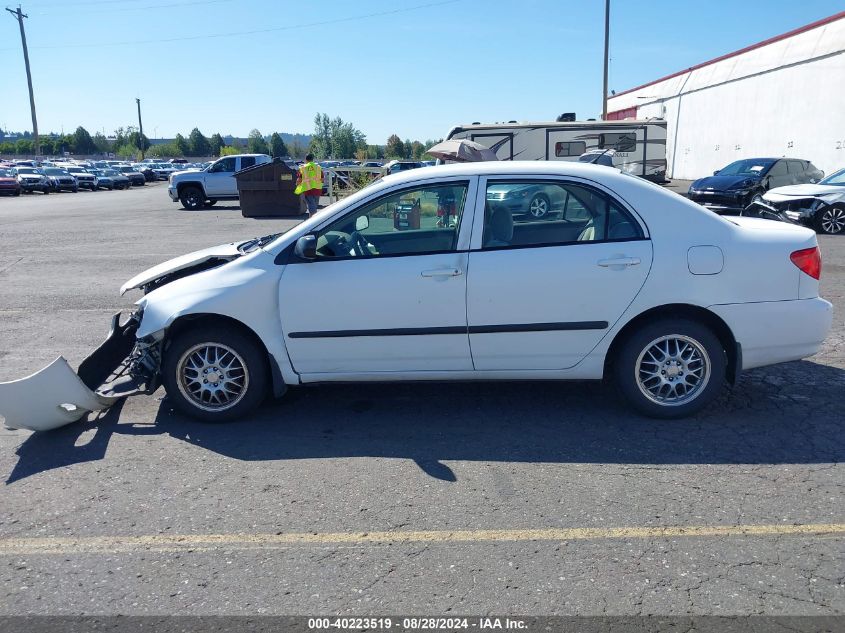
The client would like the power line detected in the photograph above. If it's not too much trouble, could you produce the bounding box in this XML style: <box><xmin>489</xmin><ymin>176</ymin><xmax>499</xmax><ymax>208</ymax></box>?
<box><xmin>30</xmin><ymin>0</ymin><xmax>235</xmax><ymax>15</ymax></box>
<box><xmin>3</xmin><ymin>0</ymin><xmax>462</xmax><ymax>50</ymax></box>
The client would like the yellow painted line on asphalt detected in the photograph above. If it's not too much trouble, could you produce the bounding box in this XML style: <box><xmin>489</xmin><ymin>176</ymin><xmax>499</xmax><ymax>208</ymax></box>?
<box><xmin>0</xmin><ymin>523</ymin><xmax>843</xmax><ymax>555</ymax></box>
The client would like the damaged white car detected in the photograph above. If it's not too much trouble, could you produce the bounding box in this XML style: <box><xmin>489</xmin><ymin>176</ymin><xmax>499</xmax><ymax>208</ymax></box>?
<box><xmin>744</xmin><ymin>167</ymin><xmax>845</xmax><ymax>234</ymax></box>
<box><xmin>0</xmin><ymin>162</ymin><xmax>834</xmax><ymax>432</ymax></box>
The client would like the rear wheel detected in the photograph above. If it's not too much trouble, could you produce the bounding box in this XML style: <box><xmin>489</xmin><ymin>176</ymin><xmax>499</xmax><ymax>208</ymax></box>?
<box><xmin>528</xmin><ymin>193</ymin><xmax>550</xmax><ymax>219</ymax></box>
<box><xmin>614</xmin><ymin>318</ymin><xmax>726</xmax><ymax>418</ymax></box>
<box><xmin>162</xmin><ymin>326</ymin><xmax>269</xmax><ymax>422</ymax></box>
<box><xmin>816</xmin><ymin>205</ymin><xmax>845</xmax><ymax>235</ymax></box>
<box><xmin>179</xmin><ymin>186</ymin><xmax>206</xmax><ymax>210</ymax></box>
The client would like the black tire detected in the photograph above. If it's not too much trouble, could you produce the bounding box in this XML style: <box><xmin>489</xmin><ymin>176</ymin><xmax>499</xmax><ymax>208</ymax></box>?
<box><xmin>815</xmin><ymin>205</ymin><xmax>845</xmax><ymax>235</ymax></box>
<box><xmin>614</xmin><ymin>318</ymin><xmax>726</xmax><ymax>419</ymax></box>
<box><xmin>13</xmin><ymin>191</ymin><xmax>20</xmax><ymax>196</ymax></box>
<box><xmin>527</xmin><ymin>193</ymin><xmax>551</xmax><ymax>219</ymax></box>
<box><xmin>748</xmin><ymin>191</ymin><xmax>764</xmax><ymax>206</ymax></box>
<box><xmin>162</xmin><ymin>325</ymin><xmax>269</xmax><ymax>422</ymax></box>
<box><xmin>179</xmin><ymin>186</ymin><xmax>206</xmax><ymax>210</ymax></box>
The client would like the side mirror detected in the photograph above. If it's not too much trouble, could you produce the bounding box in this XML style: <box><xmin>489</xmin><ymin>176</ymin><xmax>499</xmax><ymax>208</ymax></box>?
<box><xmin>713</xmin><ymin>170</ymin><xmax>720</xmax><ymax>176</ymax></box>
<box><xmin>294</xmin><ymin>235</ymin><xmax>317</xmax><ymax>260</ymax></box>
<box><xmin>355</xmin><ymin>215</ymin><xmax>369</xmax><ymax>231</ymax></box>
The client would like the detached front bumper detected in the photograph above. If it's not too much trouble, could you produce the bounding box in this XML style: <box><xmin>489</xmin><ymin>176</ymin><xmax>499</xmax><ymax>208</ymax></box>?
<box><xmin>0</xmin><ymin>312</ymin><xmax>159</xmax><ymax>432</ymax></box>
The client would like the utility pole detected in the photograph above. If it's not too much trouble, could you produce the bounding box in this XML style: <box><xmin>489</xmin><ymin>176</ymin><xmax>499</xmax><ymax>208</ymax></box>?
<box><xmin>601</xmin><ymin>0</ymin><xmax>610</xmax><ymax>120</ymax></box>
<box><xmin>135</xmin><ymin>98</ymin><xmax>145</xmax><ymax>159</ymax></box>
<box><xmin>6</xmin><ymin>5</ymin><xmax>40</xmax><ymax>156</ymax></box>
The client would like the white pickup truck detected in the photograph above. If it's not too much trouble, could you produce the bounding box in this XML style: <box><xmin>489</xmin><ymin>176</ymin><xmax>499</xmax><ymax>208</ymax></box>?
<box><xmin>168</xmin><ymin>154</ymin><xmax>271</xmax><ymax>210</ymax></box>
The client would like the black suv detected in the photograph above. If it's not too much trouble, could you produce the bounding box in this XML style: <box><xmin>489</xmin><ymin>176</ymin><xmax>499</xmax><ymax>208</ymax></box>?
<box><xmin>688</xmin><ymin>158</ymin><xmax>823</xmax><ymax>213</ymax></box>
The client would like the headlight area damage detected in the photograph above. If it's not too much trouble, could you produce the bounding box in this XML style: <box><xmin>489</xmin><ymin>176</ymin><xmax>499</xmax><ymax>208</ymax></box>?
<box><xmin>0</xmin><ymin>310</ymin><xmax>161</xmax><ymax>432</ymax></box>
<box><xmin>0</xmin><ymin>240</ymin><xmax>256</xmax><ymax>432</ymax></box>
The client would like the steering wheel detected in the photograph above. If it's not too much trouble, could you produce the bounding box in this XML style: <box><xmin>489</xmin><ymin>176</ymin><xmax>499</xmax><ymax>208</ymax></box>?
<box><xmin>350</xmin><ymin>231</ymin><xmax>374</xmax><ymax>258</ymax></box>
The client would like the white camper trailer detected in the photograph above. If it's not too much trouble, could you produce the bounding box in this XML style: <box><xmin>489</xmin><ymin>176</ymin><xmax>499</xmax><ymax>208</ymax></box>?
<box><xmin>445</xmin><ymin>120</ymin><xmax>668</xmax><ymax>182</ymax></box>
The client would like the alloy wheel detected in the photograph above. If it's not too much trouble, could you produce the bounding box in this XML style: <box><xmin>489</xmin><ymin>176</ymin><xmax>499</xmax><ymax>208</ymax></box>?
<box><xmin>820</xmin><ymin>207</ymin><xmax>845</xmax><ymax>234</ymax></box>
<box><xmin>176</xmin><ymin>343</ymin><xmax>249</xmax><ymax>412</ymax></box>
<box><xmin>528</xmin><ymin>195</ymin><xmax>549</xmax><ymax>218</ymax></box>
<box><xmin>635</xmin><ymin>334</ymin><xmax>711</xmax><ymax>407</ymax></box>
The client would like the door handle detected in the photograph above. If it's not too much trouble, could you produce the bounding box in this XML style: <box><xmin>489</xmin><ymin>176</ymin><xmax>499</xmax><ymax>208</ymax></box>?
<box><xmin>421</xmin><ymin>268</ymin><xmax>462</xmax><ymax>278</ymax></box>
<box><xmin>597</xmin><ymin>257</ymin><xmax>641</xmax><ymax>268</ymax></box>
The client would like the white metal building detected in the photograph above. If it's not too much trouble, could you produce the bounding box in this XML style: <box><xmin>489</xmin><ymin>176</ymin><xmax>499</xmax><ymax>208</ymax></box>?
<box><xmin>605</xmin><ymin>11</ymin><xmax>845</xmax><ymax>180</ymax></box>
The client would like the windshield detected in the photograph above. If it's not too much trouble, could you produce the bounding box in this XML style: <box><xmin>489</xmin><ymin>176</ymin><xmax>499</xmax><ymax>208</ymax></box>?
<box><xmin>17</xmin><ymin>167</ymin><xmax>37</xmax><ymax>174</ymax></box>
<box><xmin>820</xmin><ymin>168</ymin><xmax>845</xmax><ymax>186</ymax></box>
<box><xmin>103</xmin><ymin>170</ymin><xmax>119</xmax><ymax>176</ymax></box>
<box><xmin>717</xmin><ymin>159</ymin><xmax>775</xmax><ymax>177</ymax></box>
<box><xmin>44</xmin><ymin>168</ymin><xmax>68</xmax><ymax>175</ymax></box>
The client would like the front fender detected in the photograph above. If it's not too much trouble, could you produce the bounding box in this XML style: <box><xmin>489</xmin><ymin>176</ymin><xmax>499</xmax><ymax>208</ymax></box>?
<box><xmin>135</xmin><ymin>252</ymin><xmax>297</xmax><ymax>386</ymax></box>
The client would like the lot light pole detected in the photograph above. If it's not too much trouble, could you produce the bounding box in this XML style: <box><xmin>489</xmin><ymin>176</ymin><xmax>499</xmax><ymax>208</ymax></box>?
<box><xmin>136</xmin><ymin>98</ymin><xmax>145</xmax><ymax>159</ymax></box>
<box><xmin>602</xmin><ymin>0</ymin><xmax>610</xmax><ymax>120</ymax></box>
<box><xmin>6</xmin><ymin>5</ymin><xmax>40</xmax><ymax>156</ymax></box>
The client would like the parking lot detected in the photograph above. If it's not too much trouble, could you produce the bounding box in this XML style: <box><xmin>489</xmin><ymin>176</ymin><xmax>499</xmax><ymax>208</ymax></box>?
<box><xmin>0</xmin><ymin>183</ymin><xmax>843</xmax><ymax>615</ymax></box>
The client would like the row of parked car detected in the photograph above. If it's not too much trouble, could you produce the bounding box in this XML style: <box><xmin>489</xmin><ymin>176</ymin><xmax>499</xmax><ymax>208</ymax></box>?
<box><xmin>0</xmin><ymin>158</ymin><xmax>212</xmax><ymax>196</ymax></box>
<box><xmin>687</xmin><ymin>157</ymin><xmax>845</xmax><ymax>235</ymax></box>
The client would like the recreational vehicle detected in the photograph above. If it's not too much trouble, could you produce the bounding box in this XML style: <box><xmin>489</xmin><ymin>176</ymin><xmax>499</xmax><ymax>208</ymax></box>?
<box><xmin>446</xmin><ymin>120</ymin><xmax>668</xmax><ymax>182</ymax></box>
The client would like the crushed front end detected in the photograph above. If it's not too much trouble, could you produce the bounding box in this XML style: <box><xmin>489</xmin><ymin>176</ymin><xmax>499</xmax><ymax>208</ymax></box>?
<box><xmin>0</xmin><ymin>309</ymin><xmax>162</xmax><ymax>432</ymax></box>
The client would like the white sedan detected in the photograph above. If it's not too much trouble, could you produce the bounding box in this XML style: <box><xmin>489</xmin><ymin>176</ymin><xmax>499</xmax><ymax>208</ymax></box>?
<box><xmin>0</xmin><ymin>162</ymin><xmax>833</xmax><ymax>431</ymax></box>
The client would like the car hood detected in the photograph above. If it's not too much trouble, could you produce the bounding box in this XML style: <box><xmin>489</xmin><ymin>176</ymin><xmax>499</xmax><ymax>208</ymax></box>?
<box><xmin>763</xmin><ymin>184</ymin><xmax>844</xmax><ymax>200</ymax></box>
<box><xmin>692</xmin><ymin>175</ymin><xmax>761</xmax><ymax>191</ymax></box>
<box><xmin>120</xmin><ymin>242</ymin><xmax>243</xmax><ymax>295</ymax></box>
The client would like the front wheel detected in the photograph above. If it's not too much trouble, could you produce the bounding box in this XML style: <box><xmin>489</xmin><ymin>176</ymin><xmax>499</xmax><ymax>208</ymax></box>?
<box><xmin>179</xmin><ymin>186</ymin><xmax>206</xmax><ymax>210</ymax></box>
<box><xmin>162</xmin><ymin>326</ymin><xmax>269</xmax><ymax>422</ymax></box>
<box><xmin>816</xmin><ymin>205</ymin><xmax>845</xmax><ymax>235</ymax></box>
<box><xmin>614</xmin><ymin>318</ymin><xmax>726</xmax><ymax>419</ymax></box>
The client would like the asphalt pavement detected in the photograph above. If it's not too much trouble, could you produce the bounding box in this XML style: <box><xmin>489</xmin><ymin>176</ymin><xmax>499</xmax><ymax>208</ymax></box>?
<box><xmin>0</xmin><ymin>183</ymin><xmax>843</xmax><ymax>616</ymax></box>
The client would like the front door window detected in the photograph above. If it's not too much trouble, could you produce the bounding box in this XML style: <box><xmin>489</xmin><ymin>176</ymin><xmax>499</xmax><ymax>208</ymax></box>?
<box><xmin>315</xmin><ymin>183</ymin><xmax>469</xmax><ymax>259</ymax></box>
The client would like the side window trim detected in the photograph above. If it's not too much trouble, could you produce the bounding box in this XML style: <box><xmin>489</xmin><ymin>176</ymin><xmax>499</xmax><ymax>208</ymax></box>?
<box><xmin>470</xmin><ymin>175</ymin><xmax>649</xmax><ymax>252</ymax></box>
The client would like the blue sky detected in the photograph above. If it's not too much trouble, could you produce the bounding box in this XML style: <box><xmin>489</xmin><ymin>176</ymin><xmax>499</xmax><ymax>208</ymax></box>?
<box><xmin>1</xmin><ymin>0</ymin><xmax>842</xmax><ymax>144</ymax></box>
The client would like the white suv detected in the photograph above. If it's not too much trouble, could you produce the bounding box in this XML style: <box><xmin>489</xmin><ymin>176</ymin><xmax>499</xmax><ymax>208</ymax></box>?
<box><xmin>168</xmin><ymin>154</ymin><xmax>271</xmax><ymax>209</ymax></box>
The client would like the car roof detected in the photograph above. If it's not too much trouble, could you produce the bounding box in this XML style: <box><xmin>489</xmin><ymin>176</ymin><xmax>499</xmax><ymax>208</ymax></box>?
<box><xmin>378</xmin><ymin>160</ymin><xmax>624</xmax><ymax>187</ymax></box>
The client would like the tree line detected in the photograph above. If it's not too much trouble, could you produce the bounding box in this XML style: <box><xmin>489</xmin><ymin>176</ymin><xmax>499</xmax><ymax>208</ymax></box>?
<box><xmin>0</xmin><ymin>114</ymin><xmax>442</xmax><ymax>160</ymax></box>
<box><xmin>308</xmin><ymin>113</ymin><xmax>440</xmax><ymax>161</ymax></box>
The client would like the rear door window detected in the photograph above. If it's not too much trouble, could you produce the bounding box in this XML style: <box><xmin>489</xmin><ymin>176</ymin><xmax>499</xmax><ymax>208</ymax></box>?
<box><xmin>482</xmin><ymin>180</ymin><xmax>643</xmax><ymax>249</ymax></box>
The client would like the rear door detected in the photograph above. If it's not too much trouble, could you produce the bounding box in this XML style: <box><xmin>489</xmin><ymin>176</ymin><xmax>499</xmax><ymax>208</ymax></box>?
<box><xmin>466</xmin><ymin>176</ymin><xmax>652</xmax><ymax>370</ymax></box>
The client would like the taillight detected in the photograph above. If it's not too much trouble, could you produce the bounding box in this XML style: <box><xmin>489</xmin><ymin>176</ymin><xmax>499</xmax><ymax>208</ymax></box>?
<box><xmin>790</xmin><ymin>246</ymin><xmax>821</xmax><ymax>280</ymax></box>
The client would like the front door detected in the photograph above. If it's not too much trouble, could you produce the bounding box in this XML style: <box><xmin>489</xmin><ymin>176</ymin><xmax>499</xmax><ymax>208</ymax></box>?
<box><xmin>205</xmin><ymin>156</ymin><xmax>237</xmax><ymax>196</ymax></box>
<box><xmin>279</xmin><ymin>178</ymin><xmax>477</xmax><ymax>376</ymax></box>
<box><xmin>467</xmin><ymin>177</ymin><xmax>653</xmax><ymax>370</ymax></box>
